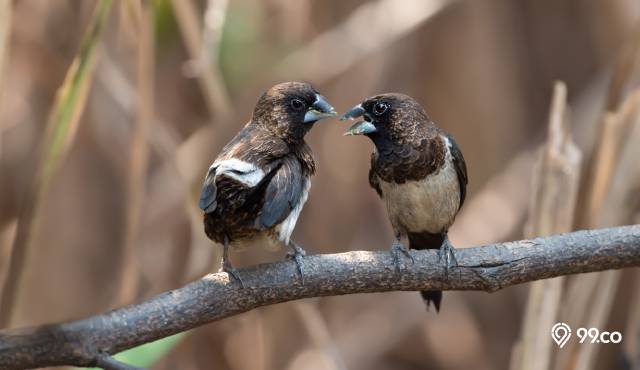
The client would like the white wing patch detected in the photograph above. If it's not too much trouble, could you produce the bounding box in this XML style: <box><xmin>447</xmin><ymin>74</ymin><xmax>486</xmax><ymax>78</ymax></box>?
<box><xmin>277</xmin><ymin>177</ymin><xmax>311</xmax><ymax>244</ymax></box>
<box><xmin>211</xmin><ymin>158</ymin><xmax>265</xmax><ymax>187</ymax></box>
<box><xmin>443</xmin><ymin>135</ymin><xmax>453</xmax><ymax>152</ymax></box>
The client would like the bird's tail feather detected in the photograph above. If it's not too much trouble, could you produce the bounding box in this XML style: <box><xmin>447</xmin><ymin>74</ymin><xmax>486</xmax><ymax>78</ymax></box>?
<box><xmin>408</xmin><ymin>231</ymin><xmax>446</xmax><ymax>313</ymax></box>
<box><xmin>420</xmin><ymin>290</ymin><xmax>442</xmax><ymax>312</ymax></box>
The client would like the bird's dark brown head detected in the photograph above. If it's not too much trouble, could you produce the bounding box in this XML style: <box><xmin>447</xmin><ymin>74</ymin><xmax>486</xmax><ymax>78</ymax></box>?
<box><xmin>252</xmin><ymin>82</ymin><xmax>337</xmax><ymax>142</ymax></box>
<box><xmin>341</xmin><ymin>93</ymin><xmax>431</xmax><ymax>146</ymax></box>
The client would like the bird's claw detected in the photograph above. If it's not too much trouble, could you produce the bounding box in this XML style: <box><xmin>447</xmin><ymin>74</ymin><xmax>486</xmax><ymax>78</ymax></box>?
<box><xmin>222</xmin><ymin>262</ymin><xmax>245</xmax><ymax>288</ymax></box>
<box><xmin>438</xmin><ymin>238</ymin><xmax>458</xmax><ymax>279</ymax></box>
<box><xmin>390</xmin><ymin>241</ymin><xmax>414</xmax><ymax>273</ymax></box>
<box><xmin>286</xmin><ymin>243</ymin><xmax>307</xmax><ymax>284</ymax></box>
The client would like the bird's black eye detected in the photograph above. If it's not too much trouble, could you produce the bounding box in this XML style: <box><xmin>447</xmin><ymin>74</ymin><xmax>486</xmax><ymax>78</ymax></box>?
<box><xmin>373</xmin><ymin>102</ymin><xmax>389</xmax><ymax>115</ymax></box>
<box><xmin>290</xmin><ymin>98</ymin><xmax>305</xmax><ymax>111</ymax></box>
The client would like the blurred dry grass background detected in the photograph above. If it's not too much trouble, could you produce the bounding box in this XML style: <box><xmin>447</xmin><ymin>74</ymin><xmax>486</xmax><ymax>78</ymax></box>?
<box><xmin>0</xmin><ymin>1</ymin><xmax>639</xmax><ymax>369</ymax></box>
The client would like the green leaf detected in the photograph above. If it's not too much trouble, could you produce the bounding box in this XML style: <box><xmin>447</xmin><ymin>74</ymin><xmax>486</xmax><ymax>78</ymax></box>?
<box><xmin>84</xmin><ymin>333</ymin><xmax>187</xmax><ymax>369</ymax></box>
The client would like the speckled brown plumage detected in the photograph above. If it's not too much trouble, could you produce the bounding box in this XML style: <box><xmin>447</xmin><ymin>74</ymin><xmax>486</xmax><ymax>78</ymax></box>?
<box><xmin>198</xmin><ymin>80</ymin><xmax>337</xmax><ymax>284</ymax></box>
<box><xmin>201</xmin><ymin>83</ymin><xmax>324</xmax><ymax>247</ymax></box>
<box><xmin>202</xmin><ymin>127</ymin><xmax>315</xmax><ymax>244</ymax></box>
<box><xmin>358</xmin><ymin>94</ymin><xmax>443</xmax><ymax>180</ymax></box>
<box><xmin>344</xmin><ymin>92</ymin><xmax>468</xmax><ymax>311</ymax></box>
<box><xmin>252</xmin><ymin>82</ymin><xmax>323</xmax><ymax>144</ymax></box>
<box><xmin>346</xmin><ymin>93</ymin><xmax>466</xmax><ymax>212</ymax></box>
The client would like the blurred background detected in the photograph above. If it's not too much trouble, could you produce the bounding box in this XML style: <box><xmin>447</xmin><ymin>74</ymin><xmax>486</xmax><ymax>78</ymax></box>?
<box><xmin>0</xmin><ymin>0</ymin><xmax>639</xmax><ymax>369</ymax></box>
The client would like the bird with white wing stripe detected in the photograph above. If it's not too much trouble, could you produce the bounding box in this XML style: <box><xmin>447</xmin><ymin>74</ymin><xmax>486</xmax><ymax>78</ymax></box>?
<box><xmin>199</xmin><ymin>82</ymin><xmax>337</xmax><ymax>286</ymax></box>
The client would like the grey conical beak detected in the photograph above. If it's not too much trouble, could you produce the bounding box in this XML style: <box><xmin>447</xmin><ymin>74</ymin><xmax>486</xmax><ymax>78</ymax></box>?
<box><xmin>304</xmin><ymin>94</ymin><xmax>337</xmax><ymax>123</ymax></box>
<box><xmin>341</xmin><ymin>104</ymin><xmax>376</xmax><ymax>135</ymax></box>
<box><xmin>340</xmin><ymin>104</ymin><xmax>366</xmax><ymax>121</ymax></box>
<box><xmin>344</xmin><ymin>120</ymin><xmax>377</xmax><ymax>136</ymax></box>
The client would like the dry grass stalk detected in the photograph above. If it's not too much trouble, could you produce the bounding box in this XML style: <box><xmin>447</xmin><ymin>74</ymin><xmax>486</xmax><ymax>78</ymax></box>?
<box><xmin>169</xmin><ymin>0</ymin><xmax>237</xmax><ymax>276</ymax></box>
<box><xmin>0</xmin><ymin>221</ymin><xmax>16</xmax><ymax>296</ymax></box>
<box><xmin>583</xmin><ymin>111</ymin><xmax>631</xmax><ymax>227</ymax></box>
<box><xmin>573</xmin><ymin>270</ymin><xmax>621</xmax><ymax>370</ymax></box>
<box><xmin>581</xmin><ymin>25</ymin><xmax>640</xmax><ymax>228</ymax></box>
<box><xmin>596</xmin><ymin>89</ymin><xmax>640</xmax><ymax>227</ymax></box>
<box><xmin>555</xmin><ymin>89</ymin><xmax>640</xmax><ymax>370</ymax></box>
<box><xmin>0</xmin><ymin>0</ymin><xmax>112</xmax><ymax>328</ymax></box>
<box><xmin>171</xmin><ymin>0</ymin><xmax>231</xmax><ymax>118</ymax></box>
<box><xmin>202</xmin><ymin>0</ymin><xmax>228</xmax><ymax>74</ymax></box>
<box><xmin>555</xmin><ymin>34</ymin><xmax>640</xmax><ymax>370</ymax></box>
<box><xmin>97</xmin><ymin>42</ymin><xmax>210</xmax><ymax>292</ymax></box>
<box><xmin>0</xmin><ymin>0</ymin><xmax>11</xmax><ymax>158</ymax></box>
<box><xmin>573</xmin><ymin>90</ymin><xmax>640</xmax><ymax>370</ymax></box>
<box><xmin>605</xmin><ymin>24</ymin><xmax>640</xmax><ymax>112</ymax></box>
<box><xmin>115</xmin><ymin>0</ymin><xmax>155</xmax><ymax>305</ymax></box>
<box><xmin>511</xmin><ymin>81</ymin><xmax>582</xmax><ymax>370</ymax></box>
<box><xmin>117</xmin><ymin>0</ymin><xmax>142</xmax><ymax>47</ymax></box>
<box><xmin>172</xmin><ymin>0</ymin><xmax>237</xmax><ymax>278</ymax></box>
<box><xmin>101</xmin><ymin>1</ymin><xmax>231</xmax><ymax>286</ymax></box>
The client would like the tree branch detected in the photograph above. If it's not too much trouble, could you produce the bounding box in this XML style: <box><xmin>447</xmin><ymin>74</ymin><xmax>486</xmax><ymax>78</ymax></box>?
<box><xmin>1</xmin><ymin>225</ymin><xmax>639</xmax><ymax>370</ymax></box>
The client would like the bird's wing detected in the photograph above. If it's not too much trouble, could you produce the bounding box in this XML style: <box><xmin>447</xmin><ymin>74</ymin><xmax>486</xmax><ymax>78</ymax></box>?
<box><xmin>199</xmin><ymin>165</ymin><xmax>218</xmax><ymax>213</ymax></box>
<box><xmin>199</xmin><ymin>123</ymin><xmax>289</xmax><ymax>214</ymax></box>
<box><xmin>368</xmin><ymin>170</ymin><xmax>382</xmax><ymax>198</ymax></box>
<box><xmin>199</xmin><ymin>156</ymin><xmax>284</xmax><ymax>213</ymax></box>
<box><xmin>368</xmin><ymin>153</ymin><xmax>383</xmax><ymax>197</ymax></box>
<box><xmin>258</xmin><ymin>157</ymin><xmax>306</xmax><ymax>229</ymax></box>
<box><xmin>446</xmin><ymin>134</ymin><xmax>468</xmax><ymax>209</ymax></box>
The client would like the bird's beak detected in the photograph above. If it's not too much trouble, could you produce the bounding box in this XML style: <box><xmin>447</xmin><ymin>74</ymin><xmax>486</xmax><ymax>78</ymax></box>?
<box><xmin>304</xmin><ymin>94</ymin><xmax>337</xmax><ymax>123</ymax></box>
<box><xmin>341</xmin><ymin>104</ymin><xmax>376</xmax><ymax>136</ymax></box>
<box><xmin>344</xmin><ymin>120</ymin><xmax>377</xmax><ymax>136</ymax></box>
<box><xmin>340</xmin><ymin>104</ymin><xmax>366</xmax><ymax>121</ymax></box>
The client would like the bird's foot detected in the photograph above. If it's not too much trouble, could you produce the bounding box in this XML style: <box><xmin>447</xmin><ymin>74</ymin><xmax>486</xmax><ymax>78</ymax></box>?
<box><xmin>390</xmin><ymin>240</ymin><xmax>414</xmax><ymax>273</ymax></box>
<box><xmin>286</xmin><ymin>242</ymin><xmax>307</xmax><ymax>284</ymax></box>
<box><xmin>222</xmin><ymin>261</ymin><xmax>245</xmax><ymax>288</ymax></box>
<box><xmin>438</xmin><ymin>238</ymin><xmax>458</xmax><ymax>279</ymax></box>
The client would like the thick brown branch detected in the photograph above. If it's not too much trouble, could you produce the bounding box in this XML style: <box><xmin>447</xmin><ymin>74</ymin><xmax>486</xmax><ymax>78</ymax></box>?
<box><xmin>1</xmin><ymin>225</ymin><xmax>639</xmax><ymax>370</ymax></box>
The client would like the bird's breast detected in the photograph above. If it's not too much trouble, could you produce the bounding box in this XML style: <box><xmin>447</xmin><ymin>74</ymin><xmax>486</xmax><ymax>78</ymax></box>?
<box><xmin>378</xmin><ymin>156</ymin><xmax>460</xmax><ymax>234</ymax></box>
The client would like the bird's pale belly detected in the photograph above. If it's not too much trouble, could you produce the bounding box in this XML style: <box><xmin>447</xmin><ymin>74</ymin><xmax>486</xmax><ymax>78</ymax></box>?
<box><xmin>378</xmin><ymin>160</ymin><xmax>460</xmax><ymax>234</ymax></box>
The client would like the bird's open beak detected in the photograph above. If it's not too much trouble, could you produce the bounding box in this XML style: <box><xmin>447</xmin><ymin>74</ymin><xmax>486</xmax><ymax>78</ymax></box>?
<box><xmin>341</xmin><ymin>104</ymin><xmax>377</xmax><ymax>136</ymax></box>
<box><xmin>304</xmin><ymin>94</ymin><xmax>337</xmax><ymax>123</ymax></box>
<box><xmin>344</xmin><ymin>120</ymin><xmax>377</xmax><ymax>136</ymax></box>
<box><xmin>340</xmin><ymin>104</ymin><xmax>365</xmax><ymax>121</ymax></box>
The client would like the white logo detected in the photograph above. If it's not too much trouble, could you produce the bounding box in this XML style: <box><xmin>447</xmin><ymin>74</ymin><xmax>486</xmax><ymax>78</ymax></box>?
<box><xmin>551</xmin><ymin>323</ymin><xmax>572</xmax><ymax>348</ymax></box>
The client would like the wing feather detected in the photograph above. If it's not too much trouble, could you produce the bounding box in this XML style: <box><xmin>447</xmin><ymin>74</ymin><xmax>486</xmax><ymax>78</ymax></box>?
<box><xmin>258</xmin><ymin>158</ymin><xmax>305</xmax><ymax>229</ymax></box>
<box><xmin>368</xmin><ymin>154</ymin><xmax>382</xmax><ymax>197</ymax></box>
<box><xmin>199</xmin><ymin>167</ymin><xmax>218</xmax><ymax>213</ymax></box>
<box><xmin>199</xmin><ymin>159</ymin><xmax>271</xmax><ymax>214</ymax></box>
<box><xmin>446</xmin><ymin>134</ymin><xmax>468</xmax><ymax>209</ymax></box>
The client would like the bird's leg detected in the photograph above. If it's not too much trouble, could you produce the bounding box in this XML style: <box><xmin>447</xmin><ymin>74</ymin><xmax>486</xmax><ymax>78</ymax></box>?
<box><xmin>390</xmin><ymin>233</ymin><xmax>414</xmax><ymax>273</ymax></box>
<box><xmin>286</xmin><ymin>240</ymin><xmax>306</xmax><ymax>284</ymax></box>
<box><xmin>438</xmin><ymin>233</ymin><xmax>458</xmax><ymax>279</ymax></box>
<box><xmin>222</xmin><ymin>235</ymin><xmax>244</xmax><ymax>288</ymax></box>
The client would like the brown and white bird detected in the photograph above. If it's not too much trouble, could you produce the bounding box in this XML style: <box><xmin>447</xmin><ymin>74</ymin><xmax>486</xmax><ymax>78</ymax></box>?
<box><xmin>199</xmin><ymin>82</ymin><xmax>336</xmax><ymax>285</ymax></box>
<box><xmin>342</xmin><ymin>93</ymin><xmax>468</xmax><ymax>311</ymax></box>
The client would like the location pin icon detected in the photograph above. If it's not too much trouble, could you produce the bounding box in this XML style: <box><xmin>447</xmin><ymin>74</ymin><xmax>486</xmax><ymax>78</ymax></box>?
<box><xmin>551</xmin><ymin>323</ymin><xmax>572</xmax><ymax>348</ymax></box>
